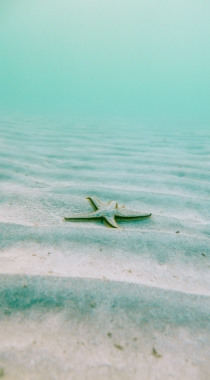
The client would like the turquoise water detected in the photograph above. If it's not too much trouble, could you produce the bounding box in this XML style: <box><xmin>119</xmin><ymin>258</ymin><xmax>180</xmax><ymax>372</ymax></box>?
<box><xmin>0</xmin><ymin>0</ymin><xmax>210</xmax><ymax>122</ymax></box>
<box><xmin>0</xmin><ymin>4</ymin><xmax>210</xmax><ymax>376</ymax></box>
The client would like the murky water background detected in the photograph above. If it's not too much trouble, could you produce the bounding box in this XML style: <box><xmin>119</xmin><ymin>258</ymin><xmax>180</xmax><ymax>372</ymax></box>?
<box><xmin>0</xmin><ymin>0</ymin><xmax>210</xmax><ymax>122</ymax></box>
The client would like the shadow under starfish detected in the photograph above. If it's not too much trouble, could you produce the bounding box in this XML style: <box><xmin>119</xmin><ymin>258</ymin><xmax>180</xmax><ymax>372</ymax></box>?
<box><xmin>64</xmin><ymin>196</ymin><xmax>152</xmax><ymax>228</ymax></box>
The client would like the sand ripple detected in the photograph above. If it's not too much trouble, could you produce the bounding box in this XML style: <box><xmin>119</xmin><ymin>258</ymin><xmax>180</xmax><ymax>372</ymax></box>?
<box><xmin>0</xmin><ymin>117</ymin><xmax>210</xmax><ymax>378</ymax></box>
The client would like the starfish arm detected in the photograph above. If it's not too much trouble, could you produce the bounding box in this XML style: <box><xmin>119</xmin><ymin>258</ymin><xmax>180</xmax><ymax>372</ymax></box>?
<box><xmin>64</xmin><ymin>210</ymin><xmax>102</xmax><ymax>220</ymax></box>
<box><xmin>116</xmin><ymin>209</ymin><xmax>152</xmax><ymax>218</ymax></box>
<box><xmin>104</xmin><ymin>215</ymin><xmax>120</xmax><ymax>228</ymax></box>
<box><xmin>87</xmin><ymin>196</ymin><xmax>104</xmax><ymax>209</ymax></box>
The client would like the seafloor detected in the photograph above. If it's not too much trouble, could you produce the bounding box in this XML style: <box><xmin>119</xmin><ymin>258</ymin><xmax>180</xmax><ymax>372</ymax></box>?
<box><xmin>0</xmin><ymin>117</ymin><xmax>209</xmax><ymax>379</ymax></box>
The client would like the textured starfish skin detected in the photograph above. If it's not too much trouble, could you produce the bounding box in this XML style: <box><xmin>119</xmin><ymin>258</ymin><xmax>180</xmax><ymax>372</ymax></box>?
<box><xmin>64</xmin><ymin>196</ymin><xmax>151</xmax><ymax>228</ymax></box>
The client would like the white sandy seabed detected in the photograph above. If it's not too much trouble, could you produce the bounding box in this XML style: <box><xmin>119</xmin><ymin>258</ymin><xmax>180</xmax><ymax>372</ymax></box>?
<box><xmin>0</xmin><ymin>116</ymin><xmax>210</xmax><ymax>379</ymax></box>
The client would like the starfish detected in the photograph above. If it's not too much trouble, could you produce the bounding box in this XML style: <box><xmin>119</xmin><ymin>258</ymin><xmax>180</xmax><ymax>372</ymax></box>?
<box><xmin>64</xmin><ymin>196</ymin><xmax>151</xmax><ymax>228</ymax></box>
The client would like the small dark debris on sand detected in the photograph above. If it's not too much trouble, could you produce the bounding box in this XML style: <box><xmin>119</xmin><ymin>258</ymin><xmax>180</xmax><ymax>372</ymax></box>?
<box><xmin>114</xmin><ymin>344</ymin><xmax>124</xmax><ymax>350</ymax></box>
<box><xmin>152</xmin><ymin>348</ymin><xmax>162</xmax><ymax>358</ymax></box>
